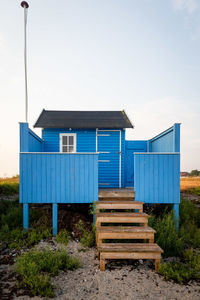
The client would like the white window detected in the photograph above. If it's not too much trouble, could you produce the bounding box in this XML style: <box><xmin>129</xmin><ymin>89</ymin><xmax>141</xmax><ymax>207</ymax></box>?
<box><xmin>60</xmin><ymin>134</ymin><xmax>76</xmax><ymax>153</ymax></box>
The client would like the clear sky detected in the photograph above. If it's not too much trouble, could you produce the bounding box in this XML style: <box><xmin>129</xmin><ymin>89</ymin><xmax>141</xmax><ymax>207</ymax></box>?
<box><xmin>0</xmin><ymin>0</ymin><xmax>200</xmax><ymax>177</ymax></box>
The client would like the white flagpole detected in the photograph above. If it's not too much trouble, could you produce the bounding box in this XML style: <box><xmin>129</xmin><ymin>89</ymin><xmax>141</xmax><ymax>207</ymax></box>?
<box><xmin>21</xmin><ymin>1</ymin><xmax>29</xmax><ymax>123</ymax></box>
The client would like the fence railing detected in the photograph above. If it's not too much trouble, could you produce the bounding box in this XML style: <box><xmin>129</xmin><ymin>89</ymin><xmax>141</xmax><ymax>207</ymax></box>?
<box><xmin>148</xmin><ymin>123</ymin><xmax>180</xmax><ymax>153</ymax></box>
<box><xmin>134</xmin><ymin>153</ymin><xmax>180</xmax><ymax>204</ymax></box>
<box><xmin>20</xmin><ymin>153</ymin><xmax>98</xmax><ymax>204</ymax></box>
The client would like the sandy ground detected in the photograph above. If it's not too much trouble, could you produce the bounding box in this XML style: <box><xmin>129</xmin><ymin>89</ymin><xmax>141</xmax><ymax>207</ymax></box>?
<box><xmin>14</xmin><ymin>240</ymin><xmax>200</xmax><ymax>300</ymax></box>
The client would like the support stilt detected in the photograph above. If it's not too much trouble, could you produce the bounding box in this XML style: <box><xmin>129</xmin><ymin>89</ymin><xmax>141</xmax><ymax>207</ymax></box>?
<box><xmin>52</xmin><ymin>203</ymin><xmax>58</xmax><ymax>236</ymax></box>
<box><xmin>173</xmin><ymin>203</ymin><xmax>179</xmax><ymax>230</ymax></box>
<box><xmin>155</xmin><ymin>259</ymin><xmax>160</xmax><ymax>271</ymax></box>
<box><xmin>23</xmin><ymin>203</ymin><xmax>29</xmax><ymax>231</ymax></box>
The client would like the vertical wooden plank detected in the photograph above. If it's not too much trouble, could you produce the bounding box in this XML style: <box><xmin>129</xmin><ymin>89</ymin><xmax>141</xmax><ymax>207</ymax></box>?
<box><xmin>19</xmin><ymin>154</ymin><xmax>23</xmax><ymax>203</ymax></box>
<box><xmin>52</xmin><ymin>203</ymin><xmax>58</xmax><ymax>236</ymax></box>
<box><xmin>20</xmin><ymin>123</ymin><xmax>29</xmax><ymax>152</ymax></box>
<box><xmin>23</xmin><ymin>203</ymin><xmax>29</xmax><ymax>231</ymax></box>
<box><xmin>65</xmin><ymin>155</ymin><xmax>69</xmax><ymax>203</ymax></box>
<box><xmin>70</xmin><ymin>155</ymin><xmax>75</xmax><ymax>204</ymax></box>
<box><xmin>60</xmin><ymin>154</ymin><xmax>65</xmax><ymax>203</ymax></box>
<box><xmin>144</xmin><ymin>154</ymin><xmax>149</xmax><ymax>203</ymax></box>
<box><xmin>94</xmin><ymin>154</ymin><xmax>99</xmax><ymax>202</ymax></box>
<box><xmin>159</xmin><ymin>155</ymin><xmax>164</xmax><ymax>203</ymax></box>
<box><xmin>88</xmin><ymin>155</ymin><xmax>93</xmax><ymax>203</ymax></box>
<box><xmin>174</xmin><ymin>154</ymin><xmax>180</xmax><ymax>204</ymax></box>
<box><xmin>154</xmin><ymin>154</ymin><xmax>159</xmax><ymax>203</ymax></box>
<box><xmin>79</xmin><ymin>155</ymin><xmax>84</xmax><ymax>202</ymax></box>
<box><xmin>25</xmin><ymin>154</ymin><xmax>29</xmax><ymax>203</ymax></box>
<box><xmin>149</xmin><ymin>154</ymin><xmax>154</xmax><ymax>204</ymax></box>
<box><xmin>169</xmin><ymin>154</ymin><xmax>174</xmax><ymax>203</ymax></box>
<box><xmin>46</xmin><ymin>154</ymin><xmax>50</xmax><ymax>203</ymax></box>
<box><xmin>173</xmin><ymin>123</ymin><xmax>180</xmax><ymax>152</ymax></box>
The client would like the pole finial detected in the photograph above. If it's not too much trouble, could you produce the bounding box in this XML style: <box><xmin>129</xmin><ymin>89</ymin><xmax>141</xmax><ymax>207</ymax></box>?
<box><xmin>21</xmin><ymin>1</ymin><xmax>29</xmax><ymax>8</ymax></box>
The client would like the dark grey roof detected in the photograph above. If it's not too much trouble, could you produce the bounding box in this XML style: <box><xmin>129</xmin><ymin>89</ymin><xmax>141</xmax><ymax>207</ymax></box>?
<box><xmin>34</xmin><ymin>110</ymin><xmax>133</xmax><ymax>129</ymax></box>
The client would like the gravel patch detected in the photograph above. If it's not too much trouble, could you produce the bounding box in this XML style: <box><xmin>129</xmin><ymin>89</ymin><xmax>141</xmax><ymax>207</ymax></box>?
<box><xmin>7</xmin><ymin>240</ymin><xmax>200</xmax><ymax>300</ymax></box>
<box><xmin>52</xmin><ymin>241</ymin><xmax>200</xmax><ymax>300</ymax></box>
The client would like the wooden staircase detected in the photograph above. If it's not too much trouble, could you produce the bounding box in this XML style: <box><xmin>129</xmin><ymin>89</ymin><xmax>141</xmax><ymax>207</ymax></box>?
<box><xmin>96</xmin><ymin>189</ymin><xmax>163</xmax><ymax>271</ymax></box>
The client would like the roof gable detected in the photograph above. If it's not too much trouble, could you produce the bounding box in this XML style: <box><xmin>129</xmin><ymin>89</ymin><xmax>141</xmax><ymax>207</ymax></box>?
<box><xmin>34</xmin><ymin>110</ymin><xmax>134</xmax><ymax>129</ymax></box>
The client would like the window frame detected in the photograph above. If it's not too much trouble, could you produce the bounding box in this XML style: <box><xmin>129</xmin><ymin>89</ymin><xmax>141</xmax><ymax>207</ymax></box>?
<box><xmin>59</xmin><ymin>133</ymin><xmax>77</xmax><ymax>153</ymax></box>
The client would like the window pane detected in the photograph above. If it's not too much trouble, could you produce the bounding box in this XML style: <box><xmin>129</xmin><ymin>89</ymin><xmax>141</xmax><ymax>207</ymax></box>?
<box><xmin>62</xmin><ymin>146</ymin><xmax>68</xmax><ymax>152</ymax></box>
<box><xmin>69</xmin><ymin>136</ymin><xmax>74</xmax><ymax>145</ymax></box>
<box><xmin>69</xmin><ymin>146</ymin><xmax>74</xmax><ymax>152</ymax></box>
<box><xmin>62</xmin><ymin>136</ymin><xmax>68</xmax><ymax>145</ymax></box>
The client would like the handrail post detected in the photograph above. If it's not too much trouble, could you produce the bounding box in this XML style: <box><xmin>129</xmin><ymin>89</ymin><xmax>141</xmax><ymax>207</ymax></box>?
<box><xmin>173</xmin><ymin>123</ymin><xmax>181</xmax><ymax>153</ymax></box>
<box><xmin>19</xmin><ymin>122</ymin><xmax>29</xmax><ymax>152</ymax></box>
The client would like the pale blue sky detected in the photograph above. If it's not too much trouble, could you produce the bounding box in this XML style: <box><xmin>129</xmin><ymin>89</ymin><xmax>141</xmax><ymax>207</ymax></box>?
<box><xmin>0</xmin><ymin>0</ymin><xmax>200</xmax><ymax>176</ymax></box>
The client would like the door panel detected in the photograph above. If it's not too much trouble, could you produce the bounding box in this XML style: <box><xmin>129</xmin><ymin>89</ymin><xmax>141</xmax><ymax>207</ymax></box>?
<box><xmin>98</xmin><ymin>131</ymin><xmax>120</xmax><ymax>188</ymax></box>
<box><xmin>125</xmin><ymin>141</ymin><xmax>147</xmax><ymax>187</ymax></box>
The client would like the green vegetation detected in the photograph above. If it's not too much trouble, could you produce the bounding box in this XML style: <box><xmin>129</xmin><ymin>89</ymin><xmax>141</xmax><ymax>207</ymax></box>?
<box><xmin>187</xmin><ymin>187</ymin><xmax>200</xmax><ymax>196</ymax></box>
<box><xmin>0</xmin><ymin>182</ymin><xmax>19</xmax><ymax>195</ymax></box>
<box><xmin>149</xmin><ymin>198</ymin><xmax>200</xmax><ymax>257</ymax></box>
<box><xmin>189</xmin><ymin>169</ymin><xmax>200</xmax><ymax>177</ymax></box>
<box><xmin>0</xmin><ymin>199</ymin><xmax>51</xmax><ymax>249</ymax></box>
<box><xmin>56</xmin><ymin>229</ymin><xmax>70</xmax><ymax>246</ymax></box>
<box><xmin>0</xmin><ymin>226</ymin><xmax>51</xmax><ymax>249</ymax></box>
<box><xmin>15</xmin><ymin>248</ymin><xmax>81</xmax><ymax>297</ymax></box>
<box><xmin>148</xmin><ymin>211</ymin><xmax>184</xmax><ymax>257</ymax></box>
<box><xmin>76</xmin><ymin>220</ymin><xmax>96</xmax><ymax>247</ymax></box>
<box><xmin>180</xmin><ymin>198</ymin><xmax>200</xmax><ymax>226</ymax></box>
<box><xmin>159</xmin><ymin>249</ymin><xmax>200</xmax><ymax>284</ymax></box>
<box><xmin>149</xmin><ymin>198</ymin><xmax>200</xmax><ymax>283</ymax></box>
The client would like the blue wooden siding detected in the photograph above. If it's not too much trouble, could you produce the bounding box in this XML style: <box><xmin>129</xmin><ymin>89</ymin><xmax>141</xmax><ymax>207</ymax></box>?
<box><xmin>148</xmin><ymin>123</ymin><xmax>180</xmax><ymax>153</ymax></box>
<box><xmin>125</xmin><ymin>141</ymin><xmax>147</xmax><ymax>187</ymax></box>
<box><xmin>134</xmin><ymin>153</ymin><xmax>180</xmax><ymax>204</ymax></box>
<box><xmin>20</xmin><ymin>123</ymin><xmax>44</xmax><ymax>152</ymax></box>
<box><xmin>42</xmin><ymin>128</ymin><xmax>96</xmax><ymax>152</ymax></box>
<box><xmin>20</xmin><ymin>153</ymin><xmax>98</xmax><ymax>204</ymax></box>
<box><xmin>43</xmin><ymin>128</ymin><xmax>125</xmax><ymax>188</ymax></box>
<box><xmin>98</xmin><ymin>130</ymin><xmax>120</xmax><ymax>188</ymax></box>
<box><xmin>121</xmin><ymin>130</ymin><xmax>126</xmax><ymax>187</ymax></box>
<box><xmin>28</xmin><ymin>129</ymin><xmax>44</xmax><ymax>152</ymax></box>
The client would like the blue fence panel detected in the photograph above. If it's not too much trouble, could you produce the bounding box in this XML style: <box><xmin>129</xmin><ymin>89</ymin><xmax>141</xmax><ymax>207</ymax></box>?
<box><xmin>20</xmin><ymin>153</ymin><xmax>98</xmax><ymax>204</ymax></box>
<box><xmin>28</xmin><ymin>129</ymin><xmax>44</xmax><ymax>152</ymax></box>
<box><xmin>20</xmin><ymin>123</ymin><xmax>44</xmax><ymax>152</ymax></box>
<box><xmin>125</xmin><ymin>140</ymin><xmax>147</xmax><ymax>187</ymax></box>
<box><xmin>134</xmin><ymin>153</ymin><xmax>180</xmax><ymax>204</ymax></box>
<box><xmin>148</xmin><ymin>123</ymin><xmax>180</xmax><ymax>153</ymax></box>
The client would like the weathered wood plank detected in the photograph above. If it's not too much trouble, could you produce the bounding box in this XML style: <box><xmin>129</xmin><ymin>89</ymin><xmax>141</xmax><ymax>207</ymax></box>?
<box><xmin>97</xmin><ymin>226</ymin><xmax>155</xmax><ymax>233</ymax></box>
<box><xmin>96</xmin><ymin>201</ymin><xmax>143</xmax><ymax>210</ymax></box>
<box><xmin>96</xmin><ymin>212</ymin><xmax>148</xmax><ymax>227</ymax></box>
<box><xmin>98</xmin><ymin>243</ymin><xmax>163</xmax><ymax>253</ymax></box>
<box><xmin>99</xmin><ymin>188</ymin><xmax>135</xmax><ymax>199</ymax></box>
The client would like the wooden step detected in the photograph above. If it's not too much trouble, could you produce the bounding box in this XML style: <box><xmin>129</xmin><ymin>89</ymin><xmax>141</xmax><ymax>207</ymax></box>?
<box><xmin>99</xmin><ymin>189</ymin><xmax>135</xmax><ymax>200</ymax></box>
<box><xmin>98</xmin><ymin>243</ymin><xmax>163</xmax><ymax>271</ymax></box>
<box><xmin>96</xmin><ymin>226</ymin><xmax>155</xmax><ymax>245</ymax></box>
<box><xmin>96</xmin><ymin>201</ymin><xmax>143</xmax><ymax>211</ymax></box>
<box><xmin>99</xmin><ymin>197</ymin><xmax>135</xmax><ymax>201</ymax></box>
<box><xmin>96</xmin><ymin>212</ymin><xmax>149</xmax><ymax>227</ymax></box>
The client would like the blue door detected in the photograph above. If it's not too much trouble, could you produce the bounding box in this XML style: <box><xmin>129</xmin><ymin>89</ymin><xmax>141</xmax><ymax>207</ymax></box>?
<box><xmin>125</xmin><ymin>141</ymin><xmax>147</xmax><ymax>187</ymax></box>
<box><xmin>97</xmin><ymin>130</ymin><xmax>121</xmax><ymax>188</ymax></box>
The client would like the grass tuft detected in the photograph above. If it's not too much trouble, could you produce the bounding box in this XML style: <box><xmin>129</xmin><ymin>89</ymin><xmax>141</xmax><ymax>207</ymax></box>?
<box><xmin>0</xmin><ymin>182</ymin><xmax>19</xmax><ymax>195</ymax></box>
<box><xmin>76</xmin><ymin>220</ymin><xmax>96</xmax><ymax>247</ymax></box>
<box><xmin>56</xmin><ymin>229</ymin><xmax>70</xmax><ymax>245</ymax></box>
<box><xmin>15</xmin><ymin>248</ymin><xmax>81</xmax><ymax>297</ymax></box>
<box><xmin>159</xmin><ymin>249</ymin><xmax>200</xmax><ymax>284</ymax></box>
<box><xmin>148</xmin><ymin>211</ymin><xmax>184</xmax><ymax>257</ymax></box>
